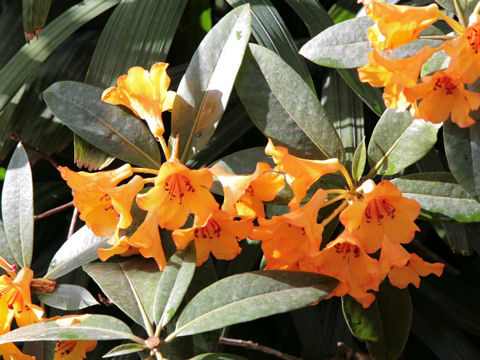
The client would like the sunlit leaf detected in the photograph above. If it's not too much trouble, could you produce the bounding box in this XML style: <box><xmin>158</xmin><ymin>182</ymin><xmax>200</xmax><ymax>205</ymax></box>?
<box><xmin>37</xmin><ymin>284</ymin><xmax>99</xmax><ymax>310</ymax></box>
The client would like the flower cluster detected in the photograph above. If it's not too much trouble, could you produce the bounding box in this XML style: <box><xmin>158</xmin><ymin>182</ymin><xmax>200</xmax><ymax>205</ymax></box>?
<box><xmin>358</xmin><ymin>0</ymin><xmax>480</xmax><ymax>127</ymax></box>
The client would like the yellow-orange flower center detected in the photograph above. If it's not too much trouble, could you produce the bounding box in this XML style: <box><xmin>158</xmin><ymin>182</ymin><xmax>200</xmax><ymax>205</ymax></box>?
<box><xmin>433</xmin><ymin>76</ymin><xmax>457</xmax><ymax>95</ymax></box>
<box><xmin>55</xmin><ymin>341</ymin><xmax>76</xmax><ymax>357</ymax></box>
<box><xmin>333</xmin><ymin>242</ymin><xmax>360</xmax><ymax>260</ymax></box>
<box><xmin>364</xmin><ymin>198</ymin><xmax>396</xmax><ymax>225</ymax></box>
<box><xmin>0</xmin><ymin>284</ymin><xmax>28</xmax><ymax>312</ymax></box>
<box><xmin>467</xmin><ymin>27</ymin><xmax>480</xmax><ymax>53</ymax></box>
<box><xmin>193</xmin><ymin>219</ymin><xmax>222</xmax><ymax>240</ymax></box>
<box><xmin>164</xmin><ymin>174</ymin><xmax>195</xmax><ymax>203</ymax></box>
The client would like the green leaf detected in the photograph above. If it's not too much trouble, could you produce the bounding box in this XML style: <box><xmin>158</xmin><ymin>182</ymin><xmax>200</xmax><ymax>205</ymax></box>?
<box><xmin>43</xmin><ymin>81</ymin><xmax>161</xmax><ymax>169</ymax></box>
<box><xmin>45</xmin><ymin>226</ymin><xmax>108</xmax><ymax>280</ymax></box>
<box><xmin>342</xmin><ymin>281</ymin><xmax>412</xmax><ymax>360</ymax></box>
<box><xmin>227</xmin><ymin>0</ymin><xmax>314</xmax><ymax>89</ymax></box>
<box><xmin>83</xmin><ymin>258</ymin><xmax>161</xmax><ymax>327</ymax></box>
<box><xmin>154</xmin><ymin>244</ymin><xmax>196</xmax><ymax>328</ymax></box>
<box><xmin>37</xmin><ymin>284</ymin><xmax>99</xmax><ymax>310</ymax></box>
<box><xmin>190</xmin><ymin>354</ymin><xmax>248</xmax><ymax>360</ymax></box>
<box><xmin>392</xmin><ymin>172</ymin><xmax>480</xmax><ymax>223</ymax></box>
<box><xmin>435</xmin><ymin>0</ymin><xmax>478</xmax><ymax>18</ymax></box>
<box><xmin>0</xmin><ymin>220</ymin><xmax>16</xmax><ymax>267</ymax></box>
<box><xmin>236</xmin><ymin>44</ymin><xmax>344</xmax><ymax>161</ymax></box>
<box><xmin>443</xmin><ymin>120</ymin><xmax>480</xmax><ymax>200</ymax></box>
<box><xmin>368</xmin><ymin>109</ymin><xmax>441</xmax><ymax>176</ymax></box>
<box><xmin>22</xmin><ymin>0</ymin><xmax>51</xmax><ymax>35</ymax></box>
<box><xmin>212</xmin><ymin>147</ymin><xmax>273</xmax><ymax>174</ymax></box>
<box><xmin>352</xmin><ymin>137</ymin><xmax>367</xmax><ymax>182</ymax></box>
<box><xmin>0</xmin><ymin>315</ymin><xmax>141</xmax><ymax>344</ymax></box>
<box><xmin>103</xmin><ymin>343</ymin><xmax>146</xmax><ymax>358</ymax></box>
<box><xmin>171</xmin><ymin>4</ymin><xmax>251</xmax><ymax>162</ymax></box>
<box><xmin>0</xmin><ymin>167</ymin><xmax>5</xmax><ymax>180</ymax></box>
<box><xmin>432</xmin><ymin>222</ymin><xmax>470</xmax><ymax>254</ymax></box>
<box><xmin>0</xmin><ymin>0</ymin><xmax>119</xmax><ymax>111</ymax></box>
<box><xmin>284</xmin><ymin>0</ymin><xmax>332</xmax><ymax>36</ymax></box>
<box><xmin>1</xmin><ymin>143</ymin><xmax>33</xmax><ymax>268</ymax></box>
<box><xmin>169</xmin><ymin>270</ymin><xmax>337</xmax><ymax>338</ymax></box>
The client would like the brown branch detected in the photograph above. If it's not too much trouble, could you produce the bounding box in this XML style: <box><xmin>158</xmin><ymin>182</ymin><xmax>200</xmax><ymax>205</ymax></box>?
<box><xmin>219</xmin><ymin>337</ymin><xmax>301</xmax><ymax>360</ymax></box>
<box><xmin>34</xmin><ymin>201</ymin><xmax>74</xmax><ymax>220</ymax></box>
<box><xmin>10</xmin><ymin>132</ymin><xmax>60</xmax><ymax>168</ymax></box>
<box><xmin>68</xmin><ymin>208</ymin><xmax>78</xmax><ymax>238</ymax></box>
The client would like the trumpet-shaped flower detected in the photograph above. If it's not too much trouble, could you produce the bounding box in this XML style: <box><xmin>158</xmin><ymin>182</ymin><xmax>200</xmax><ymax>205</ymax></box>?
<box><xmin>310</xmin><ymin>230</ymin><xmax>381</xmax><ymax>308</ymax></box>
<box><xmin>54</xmin><ymin>340</ymin><xmax>97</xmax><ymax>360</ymax></box>
<box><xmin>363</xmin><ymin>0</ymin><xmax>441</xmax><ymax>52</ymax></box>
<box><xmin>102</xmin><ymin>62</ymin><xmax>176</xmax><ymax>138</ymax></box>
<box><xmin>340</xmin><ymin>180</ymin><xmax>420</xmax><ymax>253</ymax></box>
<box><xmin>137</xmin><ymin>159</ymin><xmax>218</xmax><ymax>230</ymax></box>
<box><xmin>97</xmin><ymin>230</ymin><xmax>139</xmax><ymax>263</ymax></box>
<box><xmin>0</xmin><ymin>341</ymin><xmax>35</xmax><ymax>360</ymax></box>
<box><xmin>265</xmin><ymin>139</ymin><xmax>340</xmax><ymax>209</ymax></box>
<box><xmin>387</xmin><ymin>253</ymin><xmax>444</xmax><ymax>288</ymax></box>
<box><xmin>210</xmin><ymin>162</ymin><xmax>284</xmax><ymax>219</ymax></box>
<box><xmin>358</xmin><ymin>47</ymin><xmax>434</xmax><ymax>110</ymax></box>
<box><xmin>404</xmin><ymin>69</ymin><xmax>480</xmax><ymax>127</ymax></box>
<box><xmin>173</xmin><ymin>209</ymin><xmax>253</xmax><ymax>266</ymax></box>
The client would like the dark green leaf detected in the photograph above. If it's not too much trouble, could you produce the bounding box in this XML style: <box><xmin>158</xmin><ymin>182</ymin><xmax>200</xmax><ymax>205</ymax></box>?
<box><xmin>284</xmin><ymin>0</ymin><xmax>332</xmax><ymax>35</ymax></box>
<box><xmin>342</xmin><ymin>281</ymin><xmax>412</xmax><ymax>360</ymax></box>
<box><xmin>212</xmin><ymin>147</ymin><xmax>273</xmax><ymax>174</ymax></box>
<box><xmin>435</xmin><ymin>0</ymin><xmax>478</xmax><ymax>18</ymax></box>
<box><xmin>37</xmin><ymin>284</ymin><xmax>99</xmax><ymax>310</ymax></box>
<box><xmin>154</xmin><ymin>244</ymin><xmax>196</xmax><ymax>327</ymax></box>
<box><xmin>22</xmin><ymin>0</ymin><xmax>51</xmax><ymax>34</ymax></box>
<box><xmin>83</xmin><ymin>258</ymin><xmax>161</xmax><ymax>327</ymax></box>
<box><xmin>1</xmin><ymin>143</ymin><xmax>33</xmax><ymax>267</ymax></box>
<box><xmin>352</xmin><ymin>137</ymin><xmax>367</xmax><ymax>182</ymax></box>
<box><xmin>236</xmin><ymin>44</ymin><xmax>344</xmax><ymax>161</ymax></box>
<box><xmin>171</xmin><ymin>4</ymin><xmax>251</xmax><ymax>162</ymax></box>
<box><xmin>45</xmin><ymin>226</ymin><xmax>108</xmax><ymax>280</ymax></box>
<box><xmin>443</xmin><ymin>120</ymin><xmax>480</xmax><ymax>200</ymax></box>
<box><xmin>43</xmin><ymin>81</ymin><xmax>161</xmax><ymax>169</ymax></box>
<box><xmin>103</xmin><ymin>343</ymin><xmax>146</xmax><ymax>358</ymax></box>
<box><xmin>190</xmin><ymin>354</ymin><xmax>248</xmax><ymax>360</ymax></box>
<box><xmin>432</xmin><ymin>222</ymin><xmax>470</xmax><ymax>255</ymax></box>
<box><xmin>0</xmin><ymin>167</ymin><xmax>5</xmax><ymax>180</ymax></box>
<box><xmin>392</xmin><ymin>172</ymin><xmax>480</xmax><ymax>223</ymax></box>
<box><xmin>368</xmin><ymin>109</ymin><xmax>441</xmax><ymax>175</ymax></box>
<box><xmin>170</xmin><ymin>270</ymin><xmax>337</xmax><ymax>337</ymax></box>
<box><xmin>0</xmin><ymin>315</ymin><xmax>141</xmax><ymax>344</ymax></box>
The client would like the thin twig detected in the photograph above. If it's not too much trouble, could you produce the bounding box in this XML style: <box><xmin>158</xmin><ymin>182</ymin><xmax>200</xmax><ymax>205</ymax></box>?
<box><xmin>68</xmin><ymin>208</ymin><xmax>78</xmax><ymax>238</ymax></box>
<box><xmin>34</xmin><ymin>201</ymin><xmax>74</xmax><ymax>220</ymax></box>
<box><xmin>10</xmin><ymin>132</ymin><xmax>60</xmax><ymax>168</ymax></box>
<box><xmin>219</xmin><ymin>337</ymin><xmax>302</xmax><ymax>360</ymax></box>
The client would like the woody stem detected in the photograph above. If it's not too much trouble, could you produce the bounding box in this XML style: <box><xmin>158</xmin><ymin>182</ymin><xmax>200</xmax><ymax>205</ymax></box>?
<box><xmin>320</xmin><ymin>200</ymin><xmax>348</xmax><ymax>228</ymax></box>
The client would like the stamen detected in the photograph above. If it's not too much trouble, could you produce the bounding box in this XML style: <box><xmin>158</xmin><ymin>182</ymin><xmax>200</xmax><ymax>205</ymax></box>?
<box><xmin>194</xmin><ymin>219</ymin><xmax>222</xmax><ymax>240</ymax></box>
<box><xmin>467</xmin><ymin>27</ymin><xmax>480</xmax><ymax>53</ymax></box>
<box><xmin>364</xmin><ymin>198</ymin><xmax>396</xmax><ymax>225</ymax></box>
<box><xmin>0</xmin><ymin>256</ymin><xmax>17</xmax><ymax>276</ymax></box>
<box><xmin>55</xmin><ymin>341</ymin><xmax>77</xmax><ymax>356</ymax></box>
<box><xmin>164</xmin><ymin>174</ymin><xmax>195</xmax><ymax>204</ymax></box>
<box><xmin>433</xmin><ymin>76</ymin><xmax>456</xmax><ymax>94</ymax></box>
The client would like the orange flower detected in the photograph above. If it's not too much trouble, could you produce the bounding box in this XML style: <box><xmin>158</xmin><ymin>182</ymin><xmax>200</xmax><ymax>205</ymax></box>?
<box><xmin>363</xmin><ymin>0</ymin><xmax>441</xmax><ymax>51</ymax></box>
<box><xmin>444</xmin><ymin>24</ymin><xmax>480</xmax><ymax>84</ymax></box>
<box><xmin>54</xmin><ymin>340</ymin><xmax>97</xmax><ymax>360</ymax></box>
<box><xmin>309</xmin><ymin>231</ymin><xmax>381</xmax><ymax>308</ymax></box>
<box><xmin>60</xmin><ymin>165</ymin><xmax>143</xmax><ymax>237</ymax></box>
<box><xmin>0</xmin><ymin>341</ymin><xmax>35</xmax><ymax>360</ymax></box>
<box><xmin>340</xmin><ymin>180</ymin><xmax>420</xmax><ymax>253</ymax></box>
<box><xmin>210</xmin><ymin>162</ymin><xmax>284</xmax><ymax>219</ymax></box>
<box><xmin>378</xmin><ymin>237</ymin><xmax>411</xmax><ymax>275</ymax></box>
<box><xmin>358</xmin><ymin>47</ymin><xmax>434</xmax><ymax>110</ymax></box>
<box><xmin>265</xmin><ymin>139</ymin><xmax>340</xmax><ymax>209</ymax></box>
<box><xmin>102</xmin><ymin>63</ymin><xmax>176</xmax><ymax>139</ymax></box>
<box><xmin>387</xmin><ymin>253</ymin><xmax>444</xmax><ymax>288</ymax></box>
<box><xmin>137</xmin><ymin>159</ymin><xmax>218</xmax><ymax>230</ymax></box>
<box><xmin>404</xmin><ymin>69</ymin><xmax>480</xmax><ymax>127</ymax></box>
<box><xmin>173</xmin><ymin>209</ymin><xmax>253</xmax><ymax>266</ymax></box>
<box><xmin>97</xmin><ymin>230</ymin><xmax>139</xmax><ymax>262</ymax></box>
<box><xmin>0</xmin><ymin>268</ymin><xmax>44</xmax><ymax>329</ymax></box>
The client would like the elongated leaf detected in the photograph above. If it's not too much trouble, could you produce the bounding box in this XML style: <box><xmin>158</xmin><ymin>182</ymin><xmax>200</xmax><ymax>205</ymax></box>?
<box><xmin>352</xmin><ymin>137</ymin><xmax>366</xmax><ymax>181</ymax></box>
<box><xmin>37</xmin><ymin>284</ymin><xmax>99</xmax><ymax>310</ymax></box>
<box><xmin>171</xmin><ymin>4</ymin><xmax>251</xmax><ymax>162</ymax></box>
<box><xmin>1</xmin><ymin>143</ymin><xmax>33</xmax><ymax>267</ymax></box>
<box><xmin>45</xmin><ymin>226</ymin><xmax>108</xmax><ymax>279</ymax></box>
<box><xmin>342</xmin><ymin>281</ymin><xmax>412</xmax><ymax>360</ymax></box>
<box><xmin>368</xmin><ymin>109</ymin><xmax>441</xmax><ymax>175</ymax></box>
<box><xmin>191</xmin><ymin>354</ymin><xmax>248</xmax><ymax>360</ymax></box>
<box><xmin>43</xmin><ymin>81</ymin><xmax>161</xmax><ymax>169</ymax></box>
<box><xmin>154</xmin><ymin>244</ymin><xmax>196</xmax><ymax>327</ymax></box>
<box><xmin>0</xmin><ymin>0</ymin><xmax>119</xmax><ymax>110</ymax></box>
<box><xmin>22</xmin><ymin>0</ymin><xmax>51</xmax><ymax>35</ymax></box>
<box><xmin>444</xmin><ymin>120</ymin><xmax>480</xmax><ymax>200</ymax></box>
<box><xmin>171</xmin><ymin>270</ymin><xmax>337</xmax><ymax>337</ymax></box>
<box><xmin>227</xmin><ymin>0</ymin><xmax>314</xmax><ymax>87</ymax></box>
<box><xmin>392</xmin><ymin>172</ymin><xmax>480</xmax><ymax>223</ymax></box>
<box><xmin>103</xmin><ymin>343</ymin><xmax>146</xmax><ymax>358</ymax></box>
<box><xmin>236</xmin><ymin>44</ymin><xmax>344</xmax><ymax>161</ymax></box>
<box><xmin>83</xmin><ymin>258</ymin><xmax>161</xmax><ymax>327</ymax></box>
<box><xmin>0</xmin><ymin>315</ymin><xmax>141</xmax><ymax>344</ymax></box>
<box><xmin>0</xmin><ymin>220</ymin><xmax>16</xmax><ymax>266</ymax></box>
<box><xmin>432</xmin><ymin>222</ymin><xmax>470</xmax><ymax>254</ymax></box>
<box><xmin>212</xmin><ymin>147</ymin><xmax>273</xmax><ymax>175</ymax></box>
<box><xmin>76</xmin><ymin>0</ymin><xmax>188</xmax><ymax>170</ymax></box>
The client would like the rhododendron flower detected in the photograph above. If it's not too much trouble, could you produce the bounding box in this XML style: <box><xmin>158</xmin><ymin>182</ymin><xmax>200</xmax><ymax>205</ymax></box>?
<box><xmin>54</xmin><ymin>340</ymin><xmax>97</xmax><ymax>360</ymax></box>
<box><xmin>0</xmin><ymin>340</ymin><xmax>35</xmax><ymax>360</ymax></box>
<box><xmin>387</xmin><ymin>253</ymin><xmax>444</xmax><ymax>288</ymax></box>
<box><xmin>404</xmin><ymin>69</ymin><xmax>480</xmax><ymax>127</ymax></box>
<box><xmin>0</xmin><ymin>268</ymin><xmax>44</xmax><ymax>329</ymax></box>
<box><xmin>173</xmin><ymin>209</ymin><xmax>253</xmax><ymax>266</ymax></box>
<box><xmin>137</xmin><ymin>159</ymin><xmax>218</xmax><ymax>230</ymax></box>
<box><xmin>378</xmin><ymin>237</ymin><xmax>411</xmax><ymax>275</ymax></box>
<box><xmin>102</xmin><ymin>62</ymin><xmax>176</xmax><ymax>139</ymax></box>
<box><xmin>363</xmin><ymin>0</ymin><xmax>442</xmax><ymax>52</ymax></box>
<box><xmin>310</xmin><ymin>231</ymin><xmax>381</xmax><ymax>308</ymax></box>
<box><xmin>97</xmin><ymin>230</ymin><xmax>139</xmax><ymax>263</ymax></box>
<box><xmin>340</xmin><ymin>180</ymin><xmax>420</xmax><ymax>253</ymax></box>
<box><xmin>444</xmin><ymin>23</ymin><xmax>480</xmax><ymax>84</ymax></box>
<box><xmin>358</xmin><ymin>46</ymin><xmax>435</xmax><ymax>110</ymax></box>
<box><xmin>60</xmin><ymin>165</ymin><xmax>143</xmax><ymax>237</ymax></box>
<box><xmin>210</xmin><ymin>162</ymin><xmax>284</xmax><ymax>219</ymax></box>
<box><xmin>265</xmin><ymin>139</ymin><xmax>340</xmax><ymax>209</ymax></box>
